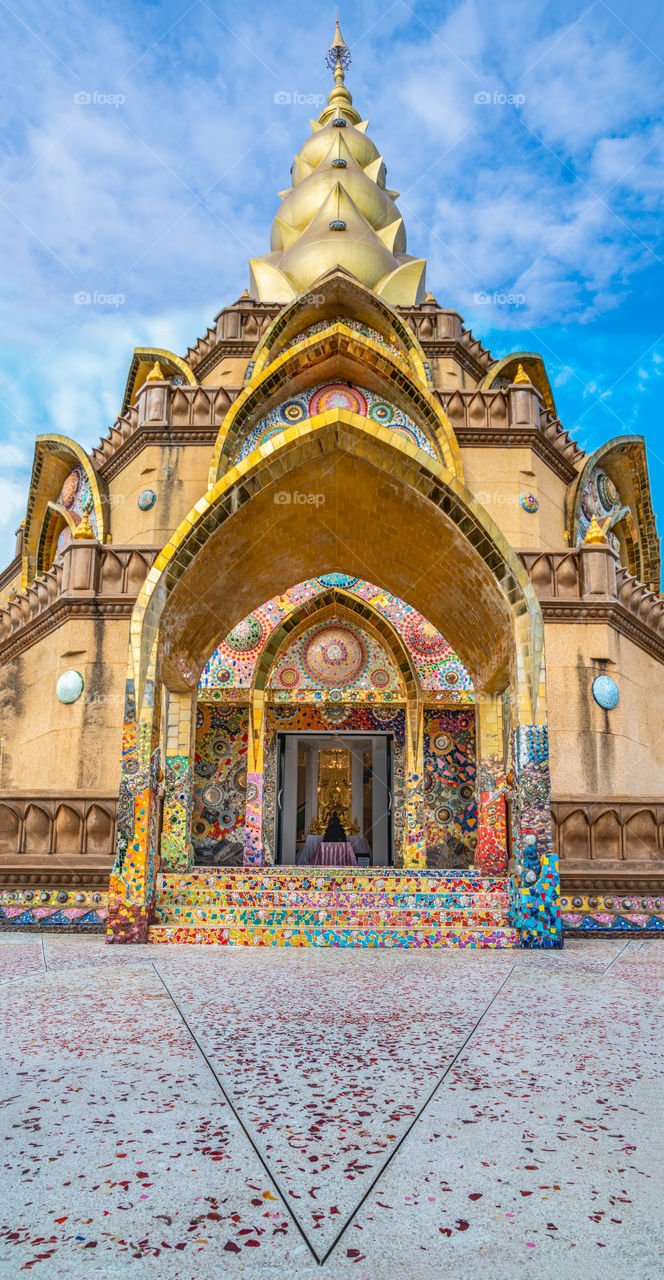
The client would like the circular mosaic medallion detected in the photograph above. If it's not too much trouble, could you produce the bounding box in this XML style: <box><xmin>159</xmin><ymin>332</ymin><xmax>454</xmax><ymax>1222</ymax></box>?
<box><xmin>278</xmin><ymin>667</ymin><xmax>299</xmax><ymax>689</ymax></box>
<box><xmin>444</xmin><ymin>671</ymin><xmax>460</xmax><ymax>686</ymax></box>
<box><xmin>138</xmin><ymin>489</ymin><xmax>156</xmax><ymax>511</ymax></box>
<box><xmin>302</xmin><ymin>624</ymin><xmax>367</xmax><ymax>687</ymax></box>
<box><xmin>56</xmin><ymin>669</ymin><xmax>84</xmax><ymax>704</ymax></box>
<box><xmin>60</xmin><ymin>469</ymin><xmax>80</xmax><ymax>510</ymax></box>
<box><xmin>308</xmin><ymin>384</ymin><xmax>368</xmax><ymax>417</ymax></box>
<box><xmin>219</xmin><ymin>808</ymin><xmax>236</xmax><ymax>827</ymax></box>
<box><xmin>225</xmin><ymin>615</ymin><xmax>265</xmax><ymax>654</ymax></box>
<box><xmin>372</xmin><ymin>705</ymin><xmax>399</xmax><ymax>722</ymax></box>
<box><xmin>232</xmin><ymin>765</ymin><xmax>247</xmax><ymax>793</ymax></box>
<box><xmin>369</xmin><ymin>401</ymin><xmax>394</xmax><ymax>424</ymax></box>
<box><xmin>323</xmin><ymin>703</ymin><xmax>347</xmax><ymax>722</ymax></box>
<box><xmin>195</xmin><ymin>759</ymin><xmax>216</xmax><ymax>778</ymax></box>
<box><xmin>459</xmin><ymin>783</ymin><xmax>474</xmax><ymax>802</ymax></box>
<box><xmin>279</xmin><ymin>400</ymin><xmax>305</xmax><ymax>424</ymax></box>
<box><xmin>56</xmin><ymin>527</ymin><xmax>73</xmax><ymax>557</ymax></box>
<box><xmin>597</xmin><ymin>471</ymin><xmax>618</xmax><ymax>511</ymax></box>
<box><xmin>193</xmin><ymin>819</ymin><xmax>210</xmax><ymax>837</ymax></box>
<box><xmin>218</xmin><ymin>669</ymin><xmax>232</xmax><ymax>683</ymax></box>
<box><xmin>391</xmin><ymin>422</ymin><xmax>420</xmax><ymax>447</ymax></box>
<box><xmin>520</xmin><ymin>491</ymin><xmax>539</xmax><ymax>513</ymax></box>
<box><xmin>212</xmin><ymin>736</ymin><xmax>229</xmax><ymax>757</ymax></box>
<box><xmin>273</xmin><ymin>705</ymin><xmax>297</xmax><ymax>721</ymax></box>
<box><xmin>405</xmin><ymin>616</ymin><xmax>448</xmax><ymax>657</ymax></box>
<box><xmin>316</xmin><ymin>573</ymin><xmax>359</xmax><ymax>589</ymax></box>
<box><xmin>432</xmin><ymin>732</ymin><xmax>452</xmax><ymax>754</ymax></box>
<box><xmin>201</xmin><ymin>784</ymin><xmax>223</xmax><ymax>809</ymax></box>
<box><xmin>592</xmin><ymin>674</ymin><xmax>619</xmax><ymax>710</ymax></box>
<box><xmin>436</xmin><ymin>806</ymin><xmax>453</xmax><ymax>824</ymax></box>
<box><xmin>371</xmin><ymin>668</ymin><xmax>390</xmax><ymax>688</ymax></box>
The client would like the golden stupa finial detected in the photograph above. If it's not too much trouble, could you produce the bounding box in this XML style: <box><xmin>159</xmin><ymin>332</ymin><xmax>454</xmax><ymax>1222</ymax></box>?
<box><xmin>323</xmin><ymin>14</ymin><xmax>355</xmax><ymax>121</ymax></box>
<box><xmin>73</xmin><ymin>500</ymin><xmax>96</xmax><ymax>541</ymax></box>
<box><xmin>513</xmin><ymin>363</ymin><xmax>532</xmax><ymax>385</ymax></box>
<box><xmin>584</xmin><ymin>515</ymin><xmax>608</xmax><ymax>545</ymax></box>
<box><xmin>146</xmin><ymin>360</ymin><xmax>165</xmax><ymax>382</ymax></box>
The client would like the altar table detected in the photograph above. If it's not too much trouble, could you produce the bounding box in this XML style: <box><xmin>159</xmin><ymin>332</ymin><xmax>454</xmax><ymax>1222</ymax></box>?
<box><xmin>313</xmin><ymin>841</ymin><xmax>358</xmax><ymax>867</ymax></box>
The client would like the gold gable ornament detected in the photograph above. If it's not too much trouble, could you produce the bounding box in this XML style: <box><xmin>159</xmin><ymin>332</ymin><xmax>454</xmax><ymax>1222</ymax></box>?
<box><xmin>513</xmin><ymin>363</ymin><xmax>532</xmax><ymax>385</ymax></box>
<box><xmin>584</xmin><ymin>515</ymin><xmax>608</xmax><ymax>545</ymax></box>
<box><xmin>146</xmin><ymin>360</ymin><xmax>165</xmax><ymax>382</ymax></box>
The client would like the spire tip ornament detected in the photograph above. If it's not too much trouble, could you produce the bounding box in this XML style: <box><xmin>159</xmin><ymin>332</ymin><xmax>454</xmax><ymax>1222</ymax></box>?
<box><xmin>513</xmin><ymin>363</ymin><xmax>532</xmax><ymax>385</ymax></box>
<box><xmin>584</xmin><ymin>515</ymin><xmax>608</xmax><ymax>545</ymax></box>
<box><xmin>146</xmin><ymin>360</ymin><xmax>165</xmax><ymax>382</ymax></box>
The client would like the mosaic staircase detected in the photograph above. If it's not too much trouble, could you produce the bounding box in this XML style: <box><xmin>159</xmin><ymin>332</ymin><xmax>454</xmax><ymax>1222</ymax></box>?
<box><xmin>149</xmin><ymin>868</ymin><xmax>519</xmax><ymax>948</ymax></box>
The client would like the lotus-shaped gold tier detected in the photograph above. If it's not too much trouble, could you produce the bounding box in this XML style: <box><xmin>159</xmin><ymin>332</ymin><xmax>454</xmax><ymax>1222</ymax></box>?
<box><xmin>250</xmin><ymin>22</ymin><xmax>426</xmax><ymax>306</ymax></box>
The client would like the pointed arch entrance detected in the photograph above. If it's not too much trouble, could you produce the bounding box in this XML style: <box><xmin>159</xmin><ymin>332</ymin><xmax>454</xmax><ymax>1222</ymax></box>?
<box><xmin>109</xmin><ymin>412</ymin><xmax>560</xmax><ymax>948</ymax></box>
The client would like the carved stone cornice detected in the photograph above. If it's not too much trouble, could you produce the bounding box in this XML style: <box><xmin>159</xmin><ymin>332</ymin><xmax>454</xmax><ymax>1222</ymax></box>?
<box><xmin>98</xmin><ymin>423</ymin><xmax>223</xmax><ymax>481</ymax></box>
<box><xmin>455</xmin><ymin>423</ymin><xmax>579</xmax><ymax>483</ymax></box>
<box><xmin>0</xmin><ymin>597</ymin><xmax>134</xmax><ymax>662</ymax></box>
<box><xmin>0</xmin><ymin>554</ymin><xmax>20</xmax><ymax>594</ymax></box>
<box><xmin>540</xmin><ymin>598</ymin><xmax>664</xmax><ymax>663</ymax></box>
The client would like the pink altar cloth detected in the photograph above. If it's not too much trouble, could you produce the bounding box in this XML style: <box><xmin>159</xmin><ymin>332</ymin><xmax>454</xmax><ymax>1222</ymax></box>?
<box><xmin>313</xmin><ymin>841</ymin><xmax>358</xmax><ymax>867</ymax></box>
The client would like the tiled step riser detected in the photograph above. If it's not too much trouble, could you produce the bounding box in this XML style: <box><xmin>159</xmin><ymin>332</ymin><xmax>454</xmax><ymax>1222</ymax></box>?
<box><xmin>155</xmin><ymin>907</ymin><xmax>511</xmax><ymax>928</ymax></box>
<box><xmin>157</xmin><ymin>891</ymin><xmax>510</xmax><ymax>911</ymax></box>
<box><xmin>148</xmin><ymin>925</ymin><xmax>518</xmax><ymax>949</ymax></box>
<box><xmin>158</xmin><ymin>873</ymin><xmax>510</xmax><ymax>895</ymax></box>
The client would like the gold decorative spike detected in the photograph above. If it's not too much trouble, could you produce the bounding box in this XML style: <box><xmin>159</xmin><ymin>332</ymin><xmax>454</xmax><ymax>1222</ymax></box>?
<box><xmin>513</xmin><ymin>363</ymin><xmax>532</xmax><ymax>385</ymax></box>
<box><xmin>146</xmin><ymin>360</ymin><xmax>165</xmax><ymax>382</ymax></box>
<box><xmin>584</xmin><ymin>515</ymin><xmax>608</xmax><ymax>545</ymax></box>
<box><xmin>73</xmin><ymin>507</ymin><xmax>96</xmax><ymax>540</ymax></box>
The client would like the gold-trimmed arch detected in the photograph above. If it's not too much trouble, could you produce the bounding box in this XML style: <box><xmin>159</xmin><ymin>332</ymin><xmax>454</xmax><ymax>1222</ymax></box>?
<box><xmin>22</xmin><ymin>435</ymin><xmax>109</xmax><ymax>587</ymax></box>
<box><xmin>480</xmin><ymin>351</ymin><xmax>556</xmax><ymax>415</ymax></box>
<box><xmin>36</xmin><ymin>502</ymin><xmax>76</xmax><ymax>576</ymax></box>
<box><xmin>133</xmin><ymin>408</ymin><xmax>544</xmax><ymax>727</ymax></box>
<box><xmin>207</xmin><ymin>334</ymin><xmax>464</xmax><ymax>486</ymax></box>
<box><xmin>121</xmin><ymin>347</ymin><xmax>197</xmax><ymax>413</ymax></box>
<box><xmin>567</xmin><ymin>434</ymin><xmax>660</xmax><ymax>590</ymax></box>
<box><xmin>247</xmin><ymin>269</ymin><xmax>432</xmax><ymax>388</ymax></box>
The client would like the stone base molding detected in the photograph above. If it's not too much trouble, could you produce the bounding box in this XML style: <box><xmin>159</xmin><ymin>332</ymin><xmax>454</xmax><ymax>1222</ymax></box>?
<box><xmin>0</xmin><ymin>793</ymin><xmax>118</xmax><ymax>885</ymax></box>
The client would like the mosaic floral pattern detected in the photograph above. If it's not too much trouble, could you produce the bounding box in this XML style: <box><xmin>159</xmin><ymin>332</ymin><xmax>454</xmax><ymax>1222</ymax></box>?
<box><xmin>270</xmin><ymin>619</ymin><xmax>401</xmax><ymax>692</ymax></box>
<box><xmin>577</xmin><ymin>465</ymin><xmax>625</xmax><ymax>551</ymax></box>
<box><xmin>286</xmin><ymin>316</ymin><xmax>405</xmax><ymax>362</ymax></box>
<box><xmin>200</xmin><ymin>576</ymin><xmax>472</xmax><ymax>693</ymax></box>
<box><xmin>423</xmin><ymin>710</ymin><xmax>477</xmax><ymax>854</ymax></box>
<box><xmin>191</xmin><ymin>707</ymin><xmax>248</xmax><ymax>862</ymax></box>
<box><xmin>235</xmin><ymin>381</ymin><xmax>436</xmax><ymax>461</ymax></box>
<box><xmin>56</xmin><ymin>464</ymin><xmax>98</xmax><ymax>537</ymax></box>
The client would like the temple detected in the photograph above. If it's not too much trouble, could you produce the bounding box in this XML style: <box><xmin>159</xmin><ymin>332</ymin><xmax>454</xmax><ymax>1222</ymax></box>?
<box><xmin>1</xmin><ymin>22</ymin><xmax>662</xmax><ymax>946</ymax></box>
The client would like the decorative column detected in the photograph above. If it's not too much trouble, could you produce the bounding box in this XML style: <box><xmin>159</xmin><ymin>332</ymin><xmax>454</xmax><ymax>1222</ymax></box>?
<box><xmin>475</xmin><ymin>692</ymin><xmax>508</xmax><ymax>875</ymax></box>
<box><xmin>351</xmin><ymin>744</ymin><xmax>364</xmax><ymax>835</ymax></box>
<box><xmin>107</xmin><ymin>644</ymin><xmax>161</xmax><ymax>944</ymax></box>
<box><xmin>403</xmin><ymin>701</ymin><xmax>425</xmax><ymax>869</ymax></box>
<box><xmin>160</xmin><ymin>689</ymin><xmax>196</xmax><ymax>872</ymax></box>
<box><xmin>243</xmin><ymin>689</ymin><xmax>266</xmax><ymax>866</ymax></box>
<box><xmin>509</xmin><ymin>724</ymin><xmax>562</xmax><ymax>948</ymax></box>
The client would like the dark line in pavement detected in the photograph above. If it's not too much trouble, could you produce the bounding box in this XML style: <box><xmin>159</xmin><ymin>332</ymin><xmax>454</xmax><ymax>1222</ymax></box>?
<box><xmin>602</xmin><ymin>939</ymin><xmax>632</xmax><ymax>973</ymax></box>
<box><xmin>151</xmin><ymin>960</ymin><xmax>322</xmax><ymax>1266</ymax></box>
<box><xmin>319</xmin><ymin>963</ymin><xmax>517</xmax><ymax>1267</ymax></box>
<box><xmin>40</xmin><ymin>933</ymin><xmax>48</xmax><ymax>972</ymax></box>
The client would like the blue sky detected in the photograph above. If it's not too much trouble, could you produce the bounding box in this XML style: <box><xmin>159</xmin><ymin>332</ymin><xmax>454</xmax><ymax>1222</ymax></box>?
<box><xmin>1</xmin><ymin>0</ymin><xmax>663</xmax><ymax>567</ymax></box>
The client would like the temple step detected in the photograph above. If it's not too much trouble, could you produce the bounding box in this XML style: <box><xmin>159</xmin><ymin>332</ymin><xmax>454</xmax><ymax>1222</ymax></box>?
<box><xmin>153</xmin><ymin>906</ymin><xmax>511</xmax><ymax>928</ymax></box>
<box><xmin>150</xmin><ymin>868</ymin><xmax>517</xmax><ymax>947</ymax></box>
<box><xmin>147</xmin><ymin>924</ymin><xmax>519</xmax><ymax>948</ymax></box>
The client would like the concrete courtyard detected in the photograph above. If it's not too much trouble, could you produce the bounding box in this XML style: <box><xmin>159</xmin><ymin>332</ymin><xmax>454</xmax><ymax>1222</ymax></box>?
<box><xmin>0</xmin><ymin>934</ymin><xmax>662</xmax><ymax>1278</ymax></box>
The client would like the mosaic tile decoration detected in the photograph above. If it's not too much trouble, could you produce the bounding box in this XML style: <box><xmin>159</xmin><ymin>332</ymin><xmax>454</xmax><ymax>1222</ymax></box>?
<box><xmin>192</xmin><ymin>706</ymin><xmax>248</xmax><ymax>861</ymax></box>
<box><xmin>200</xmin><ymin>575</ymin><xmax>472</xmax><ymax>694</ymax></box>
<box><xmin>577</xmin><ymin>465</ymin><xmax>626</xmax><ymax>551</ymax></box>
<box><xmin>235</xmin><ymin>380</ymin><xmax>436</xmax><ymax>462</ymax></box>
<box><xmin>286</xmin><ymin>317</ymin><xmax>405</xmax><ymax>363</ymax></box>
<box><xmin>0</xmin><ymin>888</ymin><xmax>107</xmax><ymax>930</ymax></box>
<box><xmin>56</xmin><ymin>463</ymin><xmax>98</xmax><ymax>538</ymax></box>
<box><xmin>562</xmin><ymin>894</ymin><xmax>664</xmax><ymax>933</ymax></box>
<box><xmin>423</xmin><ymin>709</ymin><xmax>477</xmax><ymax>853</ymax></box>
<box><xmin>269</xmin><ymin>619</ymin><xmax>401</xmax><ymax>692</ymax></box>
<box><xmin>509</xmin><ymin>725</ymin><xmax>562</xmax><ymax>949</ymax></box>
<box><xmin>150</xmin><ymin>868</ymin><xmax>517</xmax><ymax>948</ymax></box>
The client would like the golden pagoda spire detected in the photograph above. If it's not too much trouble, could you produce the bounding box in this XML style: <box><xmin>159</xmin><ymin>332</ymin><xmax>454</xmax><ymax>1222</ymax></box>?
<box><xmin>249</xmin><ymin>17</ymin><xmax>426</xmax><ymax>306</ymax></box>
<box><xmin>513</xmin><ymin>363</ymin><xmax>532</xmax><ymax>385</ymax></box>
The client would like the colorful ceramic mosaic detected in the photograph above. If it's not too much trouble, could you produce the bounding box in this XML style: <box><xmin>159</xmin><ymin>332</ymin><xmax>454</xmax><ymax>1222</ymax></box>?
<box><xmin>149</xmin><ymin>867</ymin><xmax>517</xmax><ymax>947</ymax></box>
<box><xmin>200</xmin><ymin>576</ymin><xmax>472</xmax><ymax>693</ymax></box>
<box><xmin>286</xmin><ymin>317</ymin><xmax>405</xmax><ymax>363</ymax></box>
<box><xmin>509</xmin><ymin>725</ymin><xmax>562</xmax><ymax>948</ymax></box>
<box><xmin>56</xmin><ymin>463</ymin><xmax>98</xmax><ymax>537</ymax></box>
<box><xmin>520</xmin><ymin>490</ymin><xmax>539</xmax><ymax>512</ymax></box>
<box><xmin>192</xmin><ymin>706</ymin><xmax>248</xmax><ymax>862</ymax></box>
<box><xmin>160</xmin><ymin>755</ymin><xmax>194</xmax><ymax>872</ymax></box>
<box><xmin>577</xmin><ymin>465</ymin><xmax>625</xmax><ymax>550</ymax></box>
<box><xmin>423</xmin><ymin>709</ymin><xmax>477</xmax><ymax>854</ymax></box>
<box><xmin>137</xmin><ymin>488</ymin><xmax>156</xmax><ymax>510</ymax></box>
<box><xmin>562</xmin><ymin>894</ymin><xmax>664</xmax><ymax>933</ymax></box>
<box><xmin>235</xmin><ymin>381</ymin><xmax>436</xmax><ymax>462</ymax></box>
<box><xmin>475</xmin><ymin>756</ymin><xmax>508</xmax><ymax>875</ymax></box>
<box><xmin>0</xmin><ymin>888</ymin><xmax>107</xmax><ymax>929</ymax></box>
<box><xmin>269</xmin><ymin>619</ymin><xmax>401</xmax><ymax>692</ymax></box>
